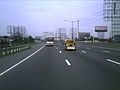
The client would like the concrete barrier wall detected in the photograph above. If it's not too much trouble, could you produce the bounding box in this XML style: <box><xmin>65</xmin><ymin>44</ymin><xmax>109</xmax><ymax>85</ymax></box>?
<box><xmin>0</xmin><ymin>44</ymin><xmax>31</xmax><ymax>57</ymax></box>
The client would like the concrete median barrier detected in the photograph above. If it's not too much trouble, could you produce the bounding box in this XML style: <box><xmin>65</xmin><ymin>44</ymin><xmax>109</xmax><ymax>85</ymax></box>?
<box><xmin>0</xmin><ymin>44</ymin><xmax>31</xmax><ymax>57</ymax></box>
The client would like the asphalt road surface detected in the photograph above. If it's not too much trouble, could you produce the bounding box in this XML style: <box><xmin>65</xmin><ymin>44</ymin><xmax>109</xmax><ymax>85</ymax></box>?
<box><xmin>0</xmin><ymin>42</ymin><xmax>120</xmax><ymax>90</ymax></box>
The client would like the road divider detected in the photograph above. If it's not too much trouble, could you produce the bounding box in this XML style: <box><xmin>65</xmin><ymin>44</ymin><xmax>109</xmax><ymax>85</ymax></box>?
<box><xmin>0</xmin><ymin>44</ymin><xmax>31</xmax><ymax>57</ymax></box>
<box><xmin>106</xmin><ymin>59</ymin><xmax>120</xmax><ymax>65</ymax></box>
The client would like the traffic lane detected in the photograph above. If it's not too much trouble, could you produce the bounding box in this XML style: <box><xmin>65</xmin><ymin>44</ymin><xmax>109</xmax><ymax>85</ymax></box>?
<box><xmin>77</xmin><ymin>42</ymin><xmax>120</xmax><ymax>51</ymax></box>
<box><xmin>78</xmin><ymin>43</ymin><xmax>120</xmax><ymax>54</ymax></box>
<box><xmin>77</xmin><ymin>44</ymin><xmax>120</xmax><ymax>63</ymax></box>
<box><xmin>58</xmin><ymin>44</ymin><xmax>120</xmax><ymax>72</ymax></box>
<box><xmin>0</xmin><ymin>45</ymin><xmax>120</xmax><ymax>90</ymax></box>
<box><xmin>57</xmin><ymin>45</ymin><xmax>120</xmax><ymax>90</ymax></box>
<box><xmin>76</xmin><ymin>45</ymin><xmax>120</xmax><ymax>71</ymax></box>
<box><xmin>0</xmin><ymin>45</ymin><xmax>72</xmax><ymax>90</ymax></box>
<box><xmin>78</xmin><ymin>43</ymin><xmax>120</xmax><ymax>57</ymax></box>
<box><xmin>0</xmin><ymin>43</ymin><xmax>44</xmax><ymax>74</ymax></box>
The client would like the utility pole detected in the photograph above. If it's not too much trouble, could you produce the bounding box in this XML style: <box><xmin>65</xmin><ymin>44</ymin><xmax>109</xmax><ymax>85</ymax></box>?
<box><xmin>64</xmin><ymin>19</ymin><xmax>79</xmax><ymax>40</ymax></box>
<box><xmin>59</xmin><ymin>28</ymin><xmax>62</xmax><ymax>41</ymax></box>
<box><xmin>77</xmin><ymin>19</ymin><xmax>80</xmax><ymax>40</ymax></box>
<box><xmin>71</xmin><ymin>21</ymin><xmax>74</xmax><ymax>40</ymax></box>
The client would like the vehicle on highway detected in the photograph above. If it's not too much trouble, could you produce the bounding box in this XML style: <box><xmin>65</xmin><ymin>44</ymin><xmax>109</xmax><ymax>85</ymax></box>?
<box><xmin>45</xmin><ymin>37</ymin><xmax>55</xmax><ymax>46</ymax></box>
<box><xmin>64</xmin><ymin>39</ymin><xmax>76</xmax><ymax>50</ymax></box>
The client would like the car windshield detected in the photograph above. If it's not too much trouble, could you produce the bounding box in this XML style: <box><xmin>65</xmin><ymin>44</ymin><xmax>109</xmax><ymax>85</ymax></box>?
<box><xmin>66</xmin><ymin>40</ymin><xmax>74</xmax><ymax>43</ymax></box>
<box><xmin>46</xmin><ymin>38</ymin><xmax>54</xmax><ymax>41</ymax></box>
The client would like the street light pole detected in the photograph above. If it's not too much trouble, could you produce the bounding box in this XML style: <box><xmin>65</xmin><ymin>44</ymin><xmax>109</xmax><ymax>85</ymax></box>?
<box><xmin>59</xmin><ymin>28</ymin><xmax>61</xmax><ymax>41</ymax></box>
<box><xmin>77</xmin><ymin>19</ymin><xmax>80</xmax><ymax>40</ymax></box>
<box><xmin>71</xmin><ymin>21</ymin><xmax>73</xmax><ymax>40</ymax></box>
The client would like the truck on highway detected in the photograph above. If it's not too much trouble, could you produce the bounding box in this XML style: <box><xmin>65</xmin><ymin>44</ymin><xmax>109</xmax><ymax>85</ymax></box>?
<box><xmin>45</xmin><ymin>37</ymin><xmax>55</xmax><ymax>46</ymax></box>
<box><xmin>64</xmin><ymin>39</ymin><xmax>76</xmax><ymax>51</ymax></box>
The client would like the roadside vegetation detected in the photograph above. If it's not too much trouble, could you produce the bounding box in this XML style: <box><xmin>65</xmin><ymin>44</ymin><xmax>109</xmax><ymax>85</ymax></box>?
<box><xmin>0</xmin><ymin>36</ymin><xmax>35</xmax><ymax>57</ymax></box>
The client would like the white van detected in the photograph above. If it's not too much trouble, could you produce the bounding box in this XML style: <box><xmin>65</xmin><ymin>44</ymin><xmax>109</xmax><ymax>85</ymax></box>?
<box><xmin>45</xmin><ymin>37</ymin><xmax>55</xmax><ymax>46</ymax></box>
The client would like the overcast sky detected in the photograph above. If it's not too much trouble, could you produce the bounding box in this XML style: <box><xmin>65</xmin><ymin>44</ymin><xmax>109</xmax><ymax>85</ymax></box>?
<box><xmin>0</xmin><ymin>0</ymin><xmax>105</xmax><ymax>37</ymax></box>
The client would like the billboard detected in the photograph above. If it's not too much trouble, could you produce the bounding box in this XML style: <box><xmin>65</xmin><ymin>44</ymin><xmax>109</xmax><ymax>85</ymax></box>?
<box><xmin>95</xmin><ymin>26</ymin><xmax>108</xmax><ymax>32</ymax></box>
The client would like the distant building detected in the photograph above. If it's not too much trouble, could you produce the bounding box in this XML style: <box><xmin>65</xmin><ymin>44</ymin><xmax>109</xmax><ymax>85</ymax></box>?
<box><xmin>55</xmin><ymin>28</ymin><xmax>67</xmax><ymax>40</ymax></box>
<box><xmin>7</xmin><ymin>25</ymin><xmax>27</xmax><ymax>38</ymax></box>
<box><xmin>43</xmin><ymin>32</ymin><xmax>54</xmax><ymax>39</ymax></box>
<box><xmin>103</xmin><ymin>0</ymin><xmax>120</xmax><ymax>38</ymax></box>
<box><xmin>112</xmin><ymin>35</ymin><xmax>120</xmax><ymax>43</ymax></box>
<box><xmin>78</xmin><ymin>32</ymin><xmax>90</xmax><ymax>40</ymax></box>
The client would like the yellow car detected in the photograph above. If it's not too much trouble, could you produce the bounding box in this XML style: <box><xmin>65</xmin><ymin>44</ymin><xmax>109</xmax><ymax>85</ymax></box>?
<box><xmin>64</xmin><ymin>39</ymin><xmax>76</xmax><ymax>51</ymax></box>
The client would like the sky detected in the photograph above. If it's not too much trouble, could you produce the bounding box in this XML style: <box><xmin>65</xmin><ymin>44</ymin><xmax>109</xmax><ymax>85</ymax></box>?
<box><xmin>0</xmin><ymin>0</ymin><xmax>106</xmax><ymax>37</ymax></box>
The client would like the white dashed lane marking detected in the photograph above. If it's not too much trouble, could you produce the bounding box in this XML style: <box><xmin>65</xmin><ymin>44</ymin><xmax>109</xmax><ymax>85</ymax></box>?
<box><xmin>59</xmin><ymin>51</ymin><xmax>62</xmax><ymax>53</ymax></box>
<box><xmin>86</xmin><ymin>47</ymin><xmax>90</xmax><ymax>49</ymax></box>
<box><xmin>81</xmin><ymin>50</ymin><xmax>87</xmax><ymax>53</ymax></box>
<box><xmin>65</xmin><ymin>59</ymin><xmax>71</xmax><ymax>66</ymax></box>
<box><xmin>103</xmin><ymin>50</ymin><xmax>111</xmax><ymax>53</ymax></box>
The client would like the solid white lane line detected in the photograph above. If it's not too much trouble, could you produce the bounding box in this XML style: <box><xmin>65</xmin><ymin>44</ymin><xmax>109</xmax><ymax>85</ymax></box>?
<box><xmin>0</xmin><ymin>45</ymin><xmax>45</xmax><ymax>77</ymax></box>
<box><xmin>81</xmin><ymin>50</ymin><xmax>87</xmax><ymax>53</ymax></box>
<box><xmin>103</xmin><ymin>50</ymin><xmax>111</xmax><ymax>53</ymax></box>
<box><xmin>65</xmin><ymin>59</ymin><xmax>71</xmax><ymax>66</ymax></box>
<box><xmin>59</xmin><ymin>51</ymin><xmax>62</xmax><ymax>53</ymax></box>
<box><xmin>106</xmin><ymin>59</ymin><xmax>120</xmax><ymax>65</ymax></box>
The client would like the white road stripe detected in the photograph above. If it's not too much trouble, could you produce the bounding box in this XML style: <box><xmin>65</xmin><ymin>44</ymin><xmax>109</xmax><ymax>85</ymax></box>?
<box><xmin>59</xmin><ymin>51</ymin><xmax>62</xmax><ymax>53</ymax></box>
<box><xmin>86</xmin><ymin>47</ymin><xmax>90</xmax><ymax>49</ymax></box>
<box><xmin>56</xmin><ymin>47</ymin><xmax>58</xmax><ymax>49</ymax></box>
<box><xmin>65</xmin><ymin>59</ymin><xmax>71</xmax><ymax>66</ymax></box>
<box><xmin>81</xmin><ymin>50</ymin><xmax>87</xmax><ymax>53</ymax></box>
<box><xmin>103</xmin><ymin>50</ymin><xmax>111</xmax><ymax>53</ymax></box>
<box><xmin>0</xmin><ymin>45</ymin><xmax>45</xmax><ymax>77</ymax></box>
<box><xmin>106</xmin><ymin>59</ymin><xmax>120</xmax><ymax>65</ymax></box>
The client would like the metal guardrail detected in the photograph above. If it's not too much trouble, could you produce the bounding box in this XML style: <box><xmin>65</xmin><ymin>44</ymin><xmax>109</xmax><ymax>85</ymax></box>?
<box><xmin>0</xmin><ymin>44</ymin><xmax>31</xmax><ymax>57</ymax></box>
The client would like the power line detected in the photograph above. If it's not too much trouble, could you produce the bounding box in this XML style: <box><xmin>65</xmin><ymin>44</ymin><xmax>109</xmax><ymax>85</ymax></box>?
<box><xmin>79</xmin><ymin>10</ymin><xmax>103</xmax><ymax>22</ymax></box>
<box><xmin>80</xmin><ymin>16</ymin><xmax>104</xmax><ymax>26</ymax></box>
<box><xmin>80</xmin><ymin>13</ymin><xmax>104</xmax><ymax>24</ymax></box>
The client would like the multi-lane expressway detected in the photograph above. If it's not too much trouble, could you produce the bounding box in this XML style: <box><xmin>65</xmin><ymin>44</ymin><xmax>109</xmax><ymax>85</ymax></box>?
<box><xmin>0</xmin><ymin>42</ymin><xmax>120</xmax><ymax>90</ymax></box>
